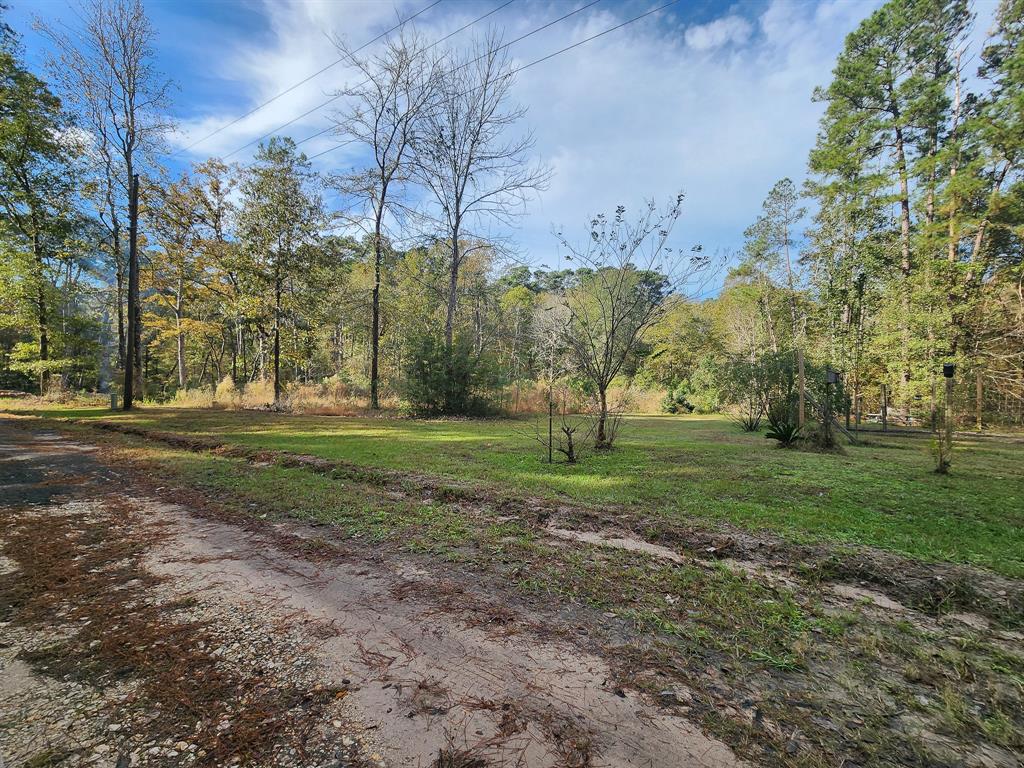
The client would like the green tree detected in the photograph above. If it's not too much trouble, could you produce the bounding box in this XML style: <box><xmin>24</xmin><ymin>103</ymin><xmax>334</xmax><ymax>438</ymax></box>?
<box><xmin>0</xmin><ymin>25</ymin><xmax>83</xmax><ymax>391</ymax></box>
<box><xmin>555</xmin><ymin>197</ymin><xmax>714</xmax><ymax>446</ymax></box>
<box><xmin>37</xmin><ymin>0</ymin><xmax>174</xmax><ymax>405</ymax></box>
<box><xmin>238</xmin><ymin>138</ymin><xmax>325</xmax><ymax>404</ymax></box>
<box><xmin>331</xmin><ymin>32</ymin><xmax>440</xmax><ymax>410</ymax></box>
<box><xmin>811</xmin><ymin>0</ymin><xmax>970</xmax><ymax>416</ymax></box>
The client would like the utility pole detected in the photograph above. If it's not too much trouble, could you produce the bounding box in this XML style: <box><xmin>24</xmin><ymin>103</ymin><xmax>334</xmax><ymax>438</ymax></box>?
<box><xmin>123</xmin><ymin>174</ymin><xmax>140</xmax><ymax>411</ymax></box>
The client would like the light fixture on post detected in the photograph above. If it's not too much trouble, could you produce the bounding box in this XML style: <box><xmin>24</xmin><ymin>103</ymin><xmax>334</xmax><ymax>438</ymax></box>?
<box><xmin>939</xmin><ymin>362</ymin><xmax>955</xmax><ymax>473</ymax></box>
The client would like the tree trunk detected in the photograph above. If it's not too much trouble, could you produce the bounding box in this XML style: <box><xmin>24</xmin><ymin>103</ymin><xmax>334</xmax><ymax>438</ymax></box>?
<box><xmin>596</xmin><ymin>386</ymin><xmax>608</xmax><ymax>446</ymax></box>
<box><xmin>893</xmin><ymin>122</ymin><xmax>913</xmax><ymax>416</ymax></box>
<box><xmin>33</xmin><ymin>233</ymin><xmax>49</xmax><ymax>394</ymax></box>
<box><xmin>175</xmin><ymin>277</ymin><xmax>186</xmax><ymax>389</ymax></box>
<box><xmin>273</xmin><ymin>275</ymin><xmax>282</xmax><ymax>405</ymax></box>
<box><xmin>134</xmin><ymin>301</ymin><xmax>144</xmax><ymax>399</ymax></box>
<box><xmin>796</xmin><ymin>347</ymin><xmax>806</xmax><ymax>428</ymax></box>
<box><xmin>782</xmin><ymin>216</ymin><xmax>804</xmax><ymax>426</ymax></box>
<box><xmin>232</xmin><ymin>319</ymin><xmax>240</xmax><ymax>383</ymax></box>
<box><xmin>370</xmin><ymin>211</ymin><xmax>384</xmax><ymax>410</ymax></box>
<box><xmin>124</xmin><ymin>173</ymin><xmax>140</xmax><ymax>410</ymax></box>
<box><xmin>976</xmin><ymin>368</ymin><xmax>983</xmax><ymax>431</ymax></box>
<box><xmin>114</xmin><ymin>223</ymin><xmax>125</xmax><ymax>370</ymax></box>
<box><xmin>445</xmin><ymin>227</ymin><xmax>461</xmax><ymax>351</ymax></box>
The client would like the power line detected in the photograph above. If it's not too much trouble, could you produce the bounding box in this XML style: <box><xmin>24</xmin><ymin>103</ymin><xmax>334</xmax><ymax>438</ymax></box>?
<box><xmin>514</xmin><ymin>0</ymin><xmax>680</xmax><ymax>74</ymax></box>
<box><xmin>230</xmin><ymin>0</ymin><xmax>518</xmax><ymax>165</ymax></box>
<box><xmin>307</xmin><ymin>0</ymin><xmax>681</xmax><ymax>163</ymax></box>
<box><xmin>229</xmin><ymin>0</ymin><xmax>519</xmax><ymax>168</ymax></box>
<box><xmin>229</xmin><ymin>0</ymin><xmax>598</xmax><ymax>163</ymax></box>
<box><xmin>174</xmin><ymin>0</ymin><xmax>444</xmax><ymax>157</ymax></box>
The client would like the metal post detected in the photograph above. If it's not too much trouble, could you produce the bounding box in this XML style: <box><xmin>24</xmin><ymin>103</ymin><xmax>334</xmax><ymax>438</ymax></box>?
<box><xmin>945</xmin><ymin>377</ymin><xmax>954</xmax><ymax>448</ymax></box>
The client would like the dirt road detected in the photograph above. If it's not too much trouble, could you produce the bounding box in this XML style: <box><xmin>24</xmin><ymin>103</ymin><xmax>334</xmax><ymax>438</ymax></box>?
<box><xmin>0</xmin><ymin>421</ymin><xmax>744</xmax><ymax>768</ymax></box>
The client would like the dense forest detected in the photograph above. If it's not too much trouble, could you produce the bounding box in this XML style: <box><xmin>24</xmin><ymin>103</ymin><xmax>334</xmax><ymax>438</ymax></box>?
<box><xmin>2</xmin><ymin>0</ymin><xmax>1023</xmax><ymax>429</ymax></box>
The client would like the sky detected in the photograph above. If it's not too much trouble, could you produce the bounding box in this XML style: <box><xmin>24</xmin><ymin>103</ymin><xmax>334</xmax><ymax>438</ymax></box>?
<box><xmin>7</xmin><ymin>0</ymin><xmax>1003</xmax><ymax>284</ymax></box>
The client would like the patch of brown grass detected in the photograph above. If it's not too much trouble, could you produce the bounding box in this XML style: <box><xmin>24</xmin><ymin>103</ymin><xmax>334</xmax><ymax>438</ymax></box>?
<box><xmin>0</xmin><ymin>497</ymin><xmax>339</xmax><ymax>766</ymax></box>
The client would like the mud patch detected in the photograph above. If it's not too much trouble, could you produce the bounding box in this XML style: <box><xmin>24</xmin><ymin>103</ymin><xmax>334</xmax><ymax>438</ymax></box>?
<box><xmin>832</xmin><ymin>584</ymin><xmax>906</xmax><ymax>611</ymax></box>
<box><xmin>547</xmin><ymin>525</ymin><xmax>687</xmax><ymax>563</ymax></box>
<box><xmin>150</xmin><ymin>507</ymin><xmax>748</xmax><ymax>768</ymax></box>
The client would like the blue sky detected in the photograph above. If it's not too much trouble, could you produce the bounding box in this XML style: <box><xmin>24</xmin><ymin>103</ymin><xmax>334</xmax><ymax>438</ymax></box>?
<box><xmin>8</xmin><ymin>0</ymin><xmax>1002</xmax><ymax>287</ymax></box>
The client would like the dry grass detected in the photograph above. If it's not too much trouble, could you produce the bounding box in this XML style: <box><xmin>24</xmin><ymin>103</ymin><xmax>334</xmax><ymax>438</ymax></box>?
<box><xmin>162</xmin><ymin>377</ymin><xmax>390</xmax><ymax>414</ymax></box>
<box><xmin>495</xmin><ymin>381</ymin><xmax>665</xmax><ymax>416</ymax></box>
<box><xmin>0</xmin><ymin>495</ymin><xmax>341</xmax><ymax>766</ymax></box>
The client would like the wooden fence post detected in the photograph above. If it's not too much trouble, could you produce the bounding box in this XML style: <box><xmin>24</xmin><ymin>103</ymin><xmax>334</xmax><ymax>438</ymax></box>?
<box><xmin>881</xmin><ymin>384</ymin><xmax>888</xmax><ymax>433</ymax></box>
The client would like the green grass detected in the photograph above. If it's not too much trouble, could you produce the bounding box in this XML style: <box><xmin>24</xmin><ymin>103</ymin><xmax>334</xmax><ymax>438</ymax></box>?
<box><xmin>8</xmin><ymin>404</ymin><xmax>1022</xmax><ymax>764</ymax></box>
<box><xmin>9</xmin><ymin>404</ymin><xmax>1024</xmax><ymax>578</ymax></box>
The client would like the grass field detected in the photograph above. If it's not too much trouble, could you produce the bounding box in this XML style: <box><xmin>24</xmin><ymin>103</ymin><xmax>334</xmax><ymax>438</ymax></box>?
<box><xmin>10</xmin><ymin>404</ymin><xmax>1023</xmax><ymax>578</ymax></box>
<box><xmin>5</xmin><ymin>404</ymin><xmax>1024</xmax><ymax>764</ymax></box>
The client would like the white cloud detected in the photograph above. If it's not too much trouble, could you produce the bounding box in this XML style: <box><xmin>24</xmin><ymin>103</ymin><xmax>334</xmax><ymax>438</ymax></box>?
<box><xmin>502</xmin><ymin>0</ymin><xmax>883</xmax><ymax>265</ymax></box>
<box><xmin>684</xmin><ymin>15</ymin><xmax>752</xmax><ymax>51</ymax></box>
<box><xmin>170</xmin><ymin>0</ymin><xmax>428</xmax><ymax>160</ymax></box>
<box><xmin>174</xmin><ymin>0</ymin><xmax>978</xmax><ymax>275</ymax></box>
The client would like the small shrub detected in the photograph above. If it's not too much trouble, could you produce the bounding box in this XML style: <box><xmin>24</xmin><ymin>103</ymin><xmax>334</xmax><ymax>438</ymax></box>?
<box><xmin>240</xmin><ymin>379</ymin><xmax>274</xmax><ymax>409</ymax></box>
<box><xmin>322</xmin><ymin>373</ymin><xmax>351</xmax><ymax>401</ymax></box>
<box><xmin>522</xmin><ymin>405</ymin><xmax>598</xmax><ymax>464</ymax></box>
<box><xmin>765</xmin><ymin>405</ymin><xmax>802</xmax><ymax>447</ymax></box>
<box><xmin>804</xmin><ymin>423</ymin><xmax>845</xmax><ymax>453</ymax></box>
<box><xmin>730</xmin><ymin>405</ymin><xmax>763</xmax><ymax>432</ymax></box>
<box><xmin>661</xmin><ymin>386</ymin><xmax>694</xmax><ymax>414</ymax></box>
<box><xmin>931</xmin><ymin>436</ymin><xmax>953</xmax><ymax>474</ymax></box>
<box><xmin>214</xmin><ymin>375</ymin><xmax>239</xmax><ymax>407</ymax></box>
<box><xmin>400</xmin><ymin>334</ymin><xmax>497</xmax><ymax>416</ymax></box>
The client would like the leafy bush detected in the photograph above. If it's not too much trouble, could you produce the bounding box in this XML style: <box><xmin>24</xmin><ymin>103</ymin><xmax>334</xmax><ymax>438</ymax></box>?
<box><xmin>400</xmin><ymin>333</ymin><xmax>497</xmax><ymax>416</ymax></box>
<box><xmin>659</xmin><ymin>357</ymin><xmax>720</xmax><ymax>414</ymax></box>
<box><xmin>661</xmin><ymin>385</ymin><xmax>694</xmax><ymax>414</ymax></box>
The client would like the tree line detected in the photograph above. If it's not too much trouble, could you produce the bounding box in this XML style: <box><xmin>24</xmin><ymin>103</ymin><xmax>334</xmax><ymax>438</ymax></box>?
<box><xmin>2</xmin><ymin>0</ymin><xmax>1022</xmax><ymax>431</ymax></box>
<box><xmin>639</xmin><ymin>0</ymin><xmax>1024</xmax><ymax>431</ymax></box>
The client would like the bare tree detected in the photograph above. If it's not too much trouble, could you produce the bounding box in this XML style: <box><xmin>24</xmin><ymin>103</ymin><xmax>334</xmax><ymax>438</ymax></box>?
<box><xmin>414</xmin><ymin>34</ymin><xmax>550</xmax><ymax>352</ymax></box>
<box><xmin>555</xmin><ymin>196</ymin><xmax>718</xmax><ymax>447</ymax></box>
<box><xmin>331</xmin><ymin>31</ymin><xmax>441</xmax><ymax>410</ymax></box>
<box><xmin>37</xmin><ymin>0</ymin><xmax>174</xmax><ymax>407</ymax></box>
